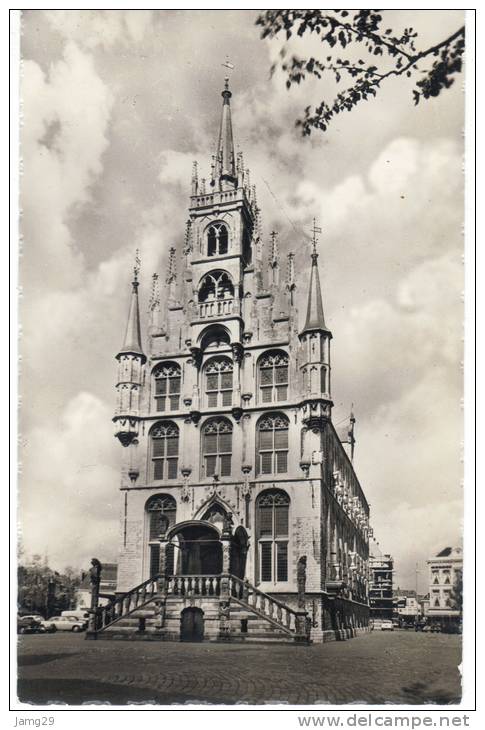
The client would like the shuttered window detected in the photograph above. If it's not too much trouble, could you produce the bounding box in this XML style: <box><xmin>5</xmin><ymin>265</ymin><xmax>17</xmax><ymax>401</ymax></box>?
<box><xmin>204</xmin><ymin>358</ymin><xmax>233</xmax><ymax>408</ymax></box>
<box><xmin>257</xmin><ymin>414</ymin><xmax>289</xmax><ymax>476</ymax></box>
<box><xmin>260</xmin><ymin>543</ymin><xmax>273</xmax><ymax>582</ymax></box>
<box><xmin>259</xmin><ymin>351</ymin><xmax>289</xmax><ymax>403</ymax></box>
<box><xmin>151</xmin><ymin>423</ymin><xmax>179</xmax><ymax>481</ymax></box>
<box><xmin>146</xmin><ymin>495</ymin><xmax>176</xmax><ymax>577</ymax></box>
<box><xmin>202</xmin><ymin>418</ymin><xmax>233</xmax><ymax>478</ymax></box>
<box><xmin>153</xmin><ymin>363</ymin><xmax>181</xmax><ymax>412</ymax></box>
<box><xmin>256</xmin><ymin>490</ymin><xmax>290</xmax><ymax>584</ymax></box>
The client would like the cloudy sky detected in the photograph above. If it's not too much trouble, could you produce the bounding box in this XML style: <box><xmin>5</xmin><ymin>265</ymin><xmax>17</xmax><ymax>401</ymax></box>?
<box><xmin>18</xmin><ymin>9</ymin><xmax>465</xmax><ymax>591</ymax></box>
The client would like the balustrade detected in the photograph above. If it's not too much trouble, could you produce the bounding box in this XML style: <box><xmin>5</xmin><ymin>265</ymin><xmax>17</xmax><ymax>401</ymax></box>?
<box><xmin>198</xmin><ymin>298</ymin><xmax>236</xmax><ymax>319</ymax></box>
<box><xmin>92</xmin><ymin>574</ymin><xmax>159</xmax><ymax>633</ymax></box>
<box><xmin>228</xmin><ymin>574</ymin><xmax>308</xmax><ymax>637</ymax></box>
<box><xmin>165</xmin><ymin>574</ymin><xmax>221</xmax><ymax>597</ymax></box>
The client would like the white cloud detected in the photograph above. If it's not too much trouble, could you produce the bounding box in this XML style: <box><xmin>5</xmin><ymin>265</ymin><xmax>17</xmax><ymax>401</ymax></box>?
<box><xmin>19</xmin><ymin>393</ymin><xmax>120</xmax><ymax>571</ymax></box>
<box><xmin>20</xmin><ymin>42</ymin><xmax>113</xmax><ymax>293</ymax></box>
<box><xmin>44</xmin><ymin>10</ymin><xmax>155</xmax><ymax>49</ymax></box>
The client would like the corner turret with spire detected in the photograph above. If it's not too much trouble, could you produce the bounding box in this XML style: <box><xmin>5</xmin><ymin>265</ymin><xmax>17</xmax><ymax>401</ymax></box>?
<box><xmin>298</xmin><ymin>220</ymin><xmax>333</xmax><ymax>430</ymax></box>
<box><xmin>113</xmin><ymin>252</ymin><xmax>146</xmax><ymax>447</ymax></box>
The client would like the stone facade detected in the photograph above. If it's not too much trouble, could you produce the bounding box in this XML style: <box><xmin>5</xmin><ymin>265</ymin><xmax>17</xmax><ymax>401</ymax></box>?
<box><xmin>369</xmin><ymin>550</ymin><xmax>394</xmax><ymax>620</ymax></box>
<box><xmin>112</xmin><ymin>80</ymin><xmax>370</xmax><ymax>640</ymax></box>
<box><xmin>426</xmin><ymin>546</ymin><xmax>462</xmax><ymax>627</ymax></box>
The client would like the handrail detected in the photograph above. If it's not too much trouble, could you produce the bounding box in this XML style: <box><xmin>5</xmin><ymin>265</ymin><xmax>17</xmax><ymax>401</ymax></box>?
<box><xmin>92</xmin><ymin>573</ymin><xmax>161</xmax><ymax>633</ymax></box>
<box><xmin>228</xmin><ymin>574</ymin><xmax>309</xmax><ymax>638</ymax></box>
<box><xmin>228</xmin><ymin>574</ymin><xmax>300</xmax><ymax>616</ymax></box>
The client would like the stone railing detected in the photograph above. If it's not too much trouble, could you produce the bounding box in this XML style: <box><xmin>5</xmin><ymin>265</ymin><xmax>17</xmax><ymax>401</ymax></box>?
<box><xmin>228</xmin><ymin>574</ymin><xmax>309</xmax><ymax>638</ymax></box>
<box><xmin>165</xmin><ymin>574</ymin><xmax>221</xmax><ymax>598</ymax></box>
<box><xmin>90</xmin><ymin>574</ymin><xmax>160</xmax><ymax>633</ymax></box>
<box><xmin>198</xmin><ymin>298</ymin><xmax>238</xmax><ymax>319</ymax></box>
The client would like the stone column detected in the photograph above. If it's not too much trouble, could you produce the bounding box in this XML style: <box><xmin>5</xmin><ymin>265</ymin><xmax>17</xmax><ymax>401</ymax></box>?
<box><xmin>157</xmin><ymin>538</ymin><xmax>168</xmax><ymax>593</ymax></box>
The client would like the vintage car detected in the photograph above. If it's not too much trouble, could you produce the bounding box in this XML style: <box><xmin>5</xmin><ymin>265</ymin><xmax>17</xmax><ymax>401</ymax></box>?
<box><xmin>380</xmin><ymin>620</ymin><xmax>394</xmax><ymax>631</ymax></box>
<box><xmin>41</xmin><ymin>616</ymin><xmax>87</xmax><ymax>632</ymax></box>
<box><xmin>17</xmin><ymin>615</ymin><xmax>45</xmax><ymax>634</ymax></box>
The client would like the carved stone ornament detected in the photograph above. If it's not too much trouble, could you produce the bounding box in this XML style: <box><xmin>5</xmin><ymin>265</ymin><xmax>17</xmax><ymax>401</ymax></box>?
<box><xmin>240</xmin><ymin>480</ymin><xmax>252</xmax><ymax>499</ymax></box>
<box><xmin>231</xmin><ymin>342</ymin><xmax>244</xmax><ymax>364</ymax></box>
<box><xmin>189</xmin><ymin>346</ymin><xmax>202</xmax><ymax>369</ymax></box>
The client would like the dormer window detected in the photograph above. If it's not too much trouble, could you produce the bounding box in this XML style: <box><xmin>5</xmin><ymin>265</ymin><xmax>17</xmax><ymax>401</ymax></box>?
<box><xmin>207</xmin><ymin>223</ymin><xmax>228</xmax><ymax>256</ymax></box>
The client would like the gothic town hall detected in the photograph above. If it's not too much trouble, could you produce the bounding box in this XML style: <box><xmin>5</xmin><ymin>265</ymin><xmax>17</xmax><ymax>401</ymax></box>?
<box><xmin>91</xmin><ymin>80</ymin><xmax>371</xmax><ymax>644</ymax></box>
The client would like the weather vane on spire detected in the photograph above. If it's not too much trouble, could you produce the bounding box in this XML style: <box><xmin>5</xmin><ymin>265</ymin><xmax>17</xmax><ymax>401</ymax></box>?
<box><xmin>222</xmin><ymin>56</ymin><xmax>235</xmax><ymax>71</ymax></box>
<box><xmin>222</xmin><ymin>57</ymin><xmax>235</xmax><ymax>91</ymax></box>
<box><xmin>133</xmin><ymin>249</ymin><xmax>141</xmax><ymax>283</ymax></box>
<box><xmin>310</xmin><ymin>218</ymin><xmax>322</xmax><ymax>255</ymax></box>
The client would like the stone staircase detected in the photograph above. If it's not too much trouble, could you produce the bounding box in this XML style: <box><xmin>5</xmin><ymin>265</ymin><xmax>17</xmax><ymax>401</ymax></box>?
<box><xmin>86</xmin><ymin>574</ymin><xmax>310</xmax><ymax>644</ymax></box>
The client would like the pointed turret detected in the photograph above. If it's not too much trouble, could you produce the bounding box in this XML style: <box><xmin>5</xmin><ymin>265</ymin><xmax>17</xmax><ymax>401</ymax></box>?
<box><xmin>117</xmin><ymin>272</ymin><xmax>146</xmax><ymax>362</ymax></box>
<box><xmin>212</xmin><ymin>78</ymin><xmax>236</xmax><ymax>188</ymax></box>
<box><xmin>114</xmin><ymin>255</ymin><xmax>146</xmax><ymax>447</ymax></box>
<box><xmin>298</xmin><ymin>221</ymin><xmax>333</xmax><ymax>429</ymax></box>
<box><xmin>301</xmin><ymin>244</ymin><xmax>329</xmax><ymax>335</ymax></box>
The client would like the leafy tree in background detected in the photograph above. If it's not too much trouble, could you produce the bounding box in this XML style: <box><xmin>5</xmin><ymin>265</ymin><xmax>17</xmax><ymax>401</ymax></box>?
<box><xmin>256</xmin><ymin>9</ymin><xmax>465</xmax><ymax>135</ymax></box>
<box><xmin>17</xmin><ymin>555</ymin><xmax>80</xmax><ymax>618</ymax></box>
<box><xmin>450</xmin><ymin>570</ymin><xmax>463</xmax><ymax>617</ymax></box>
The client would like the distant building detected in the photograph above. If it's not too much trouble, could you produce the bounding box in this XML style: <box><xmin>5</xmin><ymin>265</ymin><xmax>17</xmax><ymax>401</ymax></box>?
<box><xmin>426</xmin><ymin>547</ymin><xmax>462</xmax><ymax>629</ymax></box>
<box><xmin>393</xmin><ymin>589</ymin><xmax>421</xmax><ymax>624</ymax></box>
<box><xmin>369</xmin><ymin>545</ymin><xmax>393</xmax><ymax>620</ymax></box>
<box><xmin>420</xmin><ymin>594</ymin><xmax>430</xmax><ymax>617</ymax></box>
<box><xmin>76</xmin><ymin>563</ymin><xmax>118</xmax><ymax>609</ymax></box>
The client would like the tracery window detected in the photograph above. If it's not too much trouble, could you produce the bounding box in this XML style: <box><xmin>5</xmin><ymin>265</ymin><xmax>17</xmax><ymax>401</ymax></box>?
<box><xmin>256</xmin><ymin>489</ymin><xmax>290</xmax><ymax>583</ymax></box>
<box><xmin>153</xmin><ymin>363</ymin><xmax>181</xmax><ymax>412</ymax></box>
<box><xmin>151</xmin><ymin>422</ymin><xmax>179</xmax><ymax>481</ymax></box>
<box><xmin>198</xmin><ymin>270</ymin><xmax>234</xmax><ymax>302</ymax></box>
<box><xmin>202</xmin><ymin>418</ymin><xmax>233</xmax><ymax>478</ymax></box>
<box><xmin>146</xmin><ymin>495</ymin><xmax>176</xmax><ymax>577</ymax></box>
<box><xmin>258</xmin><ymin>351</ymin><xmax>289</xmax><ymax>403</ymax></box>
<box><xmin>207</xmin><ymin>223</ymin><xmax>229</xmax><ymax>257</ymax></box>
<box><xmin>204</xmin><ymin>357</ymin><xmax>233</xmax><ymax>408</ymax></box>
<box><xmin>256</xmin><ymin>414</ymin><xmax>289</xmax><ymax>475</ymax></box>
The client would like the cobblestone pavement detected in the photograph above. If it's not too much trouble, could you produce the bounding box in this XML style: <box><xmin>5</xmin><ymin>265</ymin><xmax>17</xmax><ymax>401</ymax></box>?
<box><xmin>17</xmin><ymin>631</ymin><xmax>462</xmax><ymax>706</ymax></box>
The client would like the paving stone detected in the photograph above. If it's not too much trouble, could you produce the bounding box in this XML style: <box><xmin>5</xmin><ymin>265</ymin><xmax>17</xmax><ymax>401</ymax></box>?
<box><xmin>17</xmin><ymin>631</ymin><xmax>461</xmax><ymax>706</ymax></box>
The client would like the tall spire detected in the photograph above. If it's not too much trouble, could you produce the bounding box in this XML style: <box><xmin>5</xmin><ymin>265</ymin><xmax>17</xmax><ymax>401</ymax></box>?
<box><xmin>212</xmin><ymin>78</ymin><xmax>236</xmax><ymax>186</ymax></box>
<box><xmin>301</xmin><ymin>220</ymin><xmax>328</xmax><ymax>334</ymax></box>
<box><xmin>117</xmin><ymin>252</ymin><xmax>146</xmax><ymax>362</ymax></box>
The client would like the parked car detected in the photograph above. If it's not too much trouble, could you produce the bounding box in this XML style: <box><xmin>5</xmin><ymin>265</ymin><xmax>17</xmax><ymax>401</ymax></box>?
<box><xmin>381</xmin><ymin>620</ymin><xmax>394</xmax><ymax>631</ymax></box>
<box><xmin>41</xmin><ymin>616</ymin><xmax>87</xmax><ymax>632</ymax></box>
<box><xmin>17</xmin><ymin>615</ymin><xmax>45</xmax><ymax>634</ymax></box>
<box><xmin>61</xmin><ymin>610</ymin><xmax>90</xmax><ymax>621</ymax></box>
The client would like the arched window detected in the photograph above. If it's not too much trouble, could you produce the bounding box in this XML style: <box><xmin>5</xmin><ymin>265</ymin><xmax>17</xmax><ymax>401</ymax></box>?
<box><xmin>204</xmin><ymin>357</ymin><xmax>233</xmax><ymax>408</ymax></box>
<box><xmin>198</xmin><ymin>271</ymin><xmax>235</xmax><ymax>318</ymax></box>
<box><xmin>256</xmin><ymin>489</ymin><xmax>290</xmax><ymax>583</ymax></box>
<box><xmin>258</xmin><ymin>351</ymin><xmax>289</xmax><ymax>403</ymax></box>
<box><xmin>257</xmin><ymin>414</ymin><xmax>289</xmax><ymax>475</ymax></box>
<box><xmin>207</xmin><ymin>223</ymin><xmax>229</xmax><ymax>257</ymax></box>
<box><xmin>198</xmin><ymin>270</ymin><xmax>234</xmax><ymax>302</ymax></box>
<box><xmin>153</xmin><ymin>363</ymin><xmax>181</xmax><ymax>412</ymax></box>
<box><xmin>321</xmin><ymin>367</ymin><xmax>327</xmax><ymax>393</ymax></box>
<box><xmin>146</xmin><ymin>495</ymin><xmax>176</xmax><ymax>577</ymax></box>
<box><xmin>151</xmin><ymin>422</ymin><xmax>179</xmax><ymax>480</ymax></box>
<box><xmin>200</xmin><ymin>325</ymin><xmax>231</xmax><ymax>351</ymax></box>
<box><xmin>202</xmin><ymin>418</ymin><xmax>233</xmax><ymax>478</ymax></box>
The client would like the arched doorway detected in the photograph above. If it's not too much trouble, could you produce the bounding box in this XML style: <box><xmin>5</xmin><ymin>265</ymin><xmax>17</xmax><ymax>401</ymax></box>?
<box><xmin>180</xmin><ymin>607</ymin><xmax>204</xmax><ymax>642</ymax></box>
<box><xmin>172</xmin><ymin>523</ymin><xmax>222</xmax><ymax>575</ymax></box>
